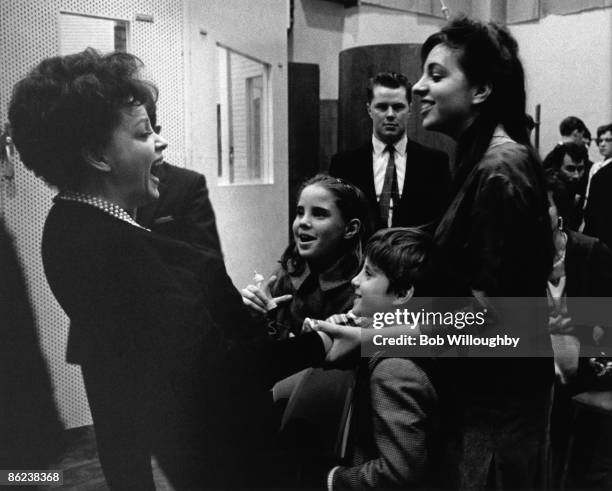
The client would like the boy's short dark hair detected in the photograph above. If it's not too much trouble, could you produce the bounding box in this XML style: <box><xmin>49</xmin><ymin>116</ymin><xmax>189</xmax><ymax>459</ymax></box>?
<box><xmin>365</xmin><ymin>227</ymin><xmax>433</xmax><ymax>295</ymax></box>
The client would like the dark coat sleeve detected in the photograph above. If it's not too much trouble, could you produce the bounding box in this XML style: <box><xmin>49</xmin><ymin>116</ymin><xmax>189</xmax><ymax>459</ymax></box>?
<box><xmin>178</xmin><ymin>172</ymin><xmax>222</xmax><ymax>253</ymax></box>
<box><xmin>329</xmin><ymin>151</ymin><xmax>351</xmax><ymax>181</ymax></box>
<box><xmin>332</xmin><ymin>358</ymin><xmax>437</xmax><ymax>490</ymax></box>
<box><xmin>139</xmin><ymin>164</ymin><xmax>223</xmax><ymax>254</ymax></box>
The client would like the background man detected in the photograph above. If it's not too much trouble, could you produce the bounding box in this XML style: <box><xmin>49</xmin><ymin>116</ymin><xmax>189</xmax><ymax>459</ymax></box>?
<box><xmin>329</xmin><ymin>72</ymin><xmax>450</xmax><ymax>231</ymax></box>
<box><xmin>543</xmin><ymin>116</ymin><xmax>587</xmax><ymax>169</ymax></box>
<box><xmin>583</xmin><ymin>124</ymin><xmax>612</xmax><ymax>247</ymax></box>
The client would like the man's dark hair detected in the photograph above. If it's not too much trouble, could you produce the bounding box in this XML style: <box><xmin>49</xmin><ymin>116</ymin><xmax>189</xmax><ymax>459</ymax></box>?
<box><xmin>596</xmin><ymin>123</ymin><xmax>612</xmax><ymax>139</ymax></box>
<box><xmin>365</xmin><ymin>227</ymin><xmax>433</xmax><ymax>295</ymax></box>
<box><xmin>366</xmin><ymin>71</ymin><xmax>411</xmax><ymax>103</ymax></box>
<box><xmin>547</xmin><ymin>142</ymin><xmax>588</xmax><ymax>170</ymax></box>
<box><xmin>583</xmin><ymin>127</ymin><xmax>591</xmax><ymax>142</ymax></box>
<box><xmin>559</xmin><ymin>116</ymin><xmax>587</xmax><ymax>137</ymax></box>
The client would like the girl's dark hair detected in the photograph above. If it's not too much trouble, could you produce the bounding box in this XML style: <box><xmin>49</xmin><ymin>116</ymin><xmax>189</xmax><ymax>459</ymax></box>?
<box><xmin>280</xmin><ymin>174</ymin><xmax>374</xmax><ymax>275</ymax></box>
<box><xmin>9</xmin><ymin>48</ymin><xmax>157</xmax><ymax>189</ymax></box>
<box><xmin>421</xmin><ymin>16</ymin><xmax>529</xmax><ymax>168</ymax></box>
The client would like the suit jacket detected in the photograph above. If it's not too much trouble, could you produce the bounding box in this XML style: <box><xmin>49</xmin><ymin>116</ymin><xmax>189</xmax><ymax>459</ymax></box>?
<box><xmin>583</xmin><ymin>162</ymin><xmax>612</xmax><ymax>249</ymax></box>
<box><xmin>563</xmin><ymin>230</ymin><xmax>612</xmax><ymax>348</ymax></box>
<box><xmin>41</xmin><ymin>200</ymin><xmax>327</xmax><ymax>486</ymax></box>
<box><xmin>332</xmin><ymin>356</ymin><xmax>439</xmax><ymax>490</ymax></box>
<box><xmin>136</xmin><ymin>162</ymin><xmax>222</xmax><ymax>253</ymax></box>
<box><xmin>329</xmin><ymin>140</ymin><xmax>450</xmax><ymax>231</ymax></box>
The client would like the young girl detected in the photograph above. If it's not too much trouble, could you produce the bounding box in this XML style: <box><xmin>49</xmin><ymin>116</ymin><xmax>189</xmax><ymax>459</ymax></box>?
<box><xmin>241</xmin><ymin>174</ymin><xmax>373</xmax><ymax>340</ymax></box>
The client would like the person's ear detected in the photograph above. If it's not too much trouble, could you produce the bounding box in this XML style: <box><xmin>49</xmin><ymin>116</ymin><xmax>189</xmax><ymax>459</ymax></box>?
<box><xmin>82</xmin><ymin>148</ymin><xmax>111</xmax><ymax>173</ymax></box>
<box><xmin>392</xmin><ymin>285</ymin><xmax>414</xmax><ymax>306</ymax></box>
<box><xmin>344</xmin><ymin>218</ymin><xmax>361</xmax><ymax>240</ymax></box>
<box><xmin>472</xmin><ymin>83</ymin><xmax>492</xmax><ymax>106</ymax></box>
<box><xmin>366</xmin><ymin>101</ymin><xmax>374</xmax><ymax>120</ymax></box>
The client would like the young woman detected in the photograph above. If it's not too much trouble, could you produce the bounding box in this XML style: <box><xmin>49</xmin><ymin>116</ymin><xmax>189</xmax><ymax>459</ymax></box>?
<box><xmin>410</xmin><ymin>16</ymin><xmax>555</xmax><ymax>489</ymax></box>
<box><xmin>241</xmin><ymin>174</ymin><xmax>373</xmax><ymax>339</ymax></box>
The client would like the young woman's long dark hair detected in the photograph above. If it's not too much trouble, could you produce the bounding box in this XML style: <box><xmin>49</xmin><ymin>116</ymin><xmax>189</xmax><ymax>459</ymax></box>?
<box><xmin>420</xmin><ymin>16</ymin><xmax>531</xmax><ymax>177</ymax></box>
<box><xmin>281</xmin><ymin>174</ymin><xmax>374</xmax><ymax>276</ymax></box>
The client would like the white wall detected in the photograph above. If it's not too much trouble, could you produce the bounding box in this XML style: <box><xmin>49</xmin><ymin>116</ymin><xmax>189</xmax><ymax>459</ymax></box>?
<box><xmin>1</xmin><ymin>0</ymin><xmax>188</xmax><ymax>429</ymax></box>
<box><xmin>510</xmin><ymin>9</ymin><xmax>612</xmax><ymax>161</ymax></box>
<box><xmin>293</xmin><ymin>2</ymin><xmax>612</xmax><ymax>163</ymax></box>
<box><xmin>184</xmin><ymin>0</ymin><xmax>289</xmax><ymax>288</ymax></box>
<box><xmin>291</xmin><ymin>0</ymin><xmax>450</xmax><ymax>100</ymax></box>
<box><xmin>1</xmin><ymin>0</ymin><xmax>289</xmax><ymax>429</ymax></box>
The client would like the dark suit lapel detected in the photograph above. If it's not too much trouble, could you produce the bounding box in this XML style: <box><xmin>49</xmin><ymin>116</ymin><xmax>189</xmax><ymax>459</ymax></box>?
<box><xmin>400</xmin><ymin>140</ymin><xmax>417</xmax><ymax>201</ymax></box>
<box><xmin>360</xmin><ymin>143</ymin><xmax>377</xmax><ymax>204</ymax></box>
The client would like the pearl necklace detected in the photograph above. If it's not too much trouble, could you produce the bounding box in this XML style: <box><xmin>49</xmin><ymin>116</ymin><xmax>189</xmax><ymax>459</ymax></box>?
<box><xmin>54</xmin><ymin>191</ymin><xmax>149</xmax><ymax>231</ymax></box>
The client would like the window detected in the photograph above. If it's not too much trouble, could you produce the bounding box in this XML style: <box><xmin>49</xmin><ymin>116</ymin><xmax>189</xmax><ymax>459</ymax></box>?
<box><xmin>59</xmin><ymin>12</ymin><xmax>128</xmax><ymax>55</ymax></box>
<box><xmin>217</xmin><ymin>45</ymin><xmax>272</xmax><ymax>184</ymax></box>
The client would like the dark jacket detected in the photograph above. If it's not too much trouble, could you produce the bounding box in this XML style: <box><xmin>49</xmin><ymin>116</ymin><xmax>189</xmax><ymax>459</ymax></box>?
<box><xmin>329</xmin><ymin>140</ymin><xmax>451</xmax><ymax>231</ymax></box>
<box><xmin>584</xmin><ymin>162</ymin><xmax>612</xmax><ymax>249</ymax></box>
<box><xmin>41</xmin><ymin>200</ymin><xmax>325</xmax><ymax>488</ymax></box>
<box><xmin>332</xmin><ymin>356</ymin><xmax>439</xmax><ymax>490</ymax></box>
<box><xmin>136</xmin><ymin>162</ymin><xmax>222</xmax><ymax>253</ymax></box>
<box><xmin>432</xmin><ymin>130</ymin><xmax>554</xmax><ymax>489</ymax></box>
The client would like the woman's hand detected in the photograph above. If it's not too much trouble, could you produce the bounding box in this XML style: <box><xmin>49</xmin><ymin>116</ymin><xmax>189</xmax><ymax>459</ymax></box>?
<box><xmin>240</xmin><ymin>274</ymin><xmax>292</xmax><ymax>315</ymax></box>
<box><xmin>312</xmin><ymin>320</ymin><xmax>362</xmax><ymax>365</ymax></box>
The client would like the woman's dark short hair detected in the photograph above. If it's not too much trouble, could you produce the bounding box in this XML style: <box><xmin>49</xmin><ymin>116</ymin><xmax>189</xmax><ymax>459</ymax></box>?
<box><xmin>9</xmin><ymin>48</ymin><xmax>157</xmax><ymax>189</ymax></box>
<box><xmin>365</xmin><ymin>227</ymin><xmax>434</xmax><ymax>295</ymax></box>
<box><xmin>420</xmin><ymin>15</ymin><xmax>528</xmax><ymax>144</ymax></box>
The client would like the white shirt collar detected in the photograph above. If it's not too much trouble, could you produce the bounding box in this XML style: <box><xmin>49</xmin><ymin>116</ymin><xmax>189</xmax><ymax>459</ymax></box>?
<box><xmin>372</xmin><ymin>133</ymin><xmax>407</xmax><ymax>156</ymax></box>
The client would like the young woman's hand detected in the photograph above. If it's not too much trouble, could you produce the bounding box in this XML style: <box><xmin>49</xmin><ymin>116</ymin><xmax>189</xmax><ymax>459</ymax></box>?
<box><xmin>240</xmin><ymin>274</ymin><xmax>292</xmax><ymax>315</ymax></box>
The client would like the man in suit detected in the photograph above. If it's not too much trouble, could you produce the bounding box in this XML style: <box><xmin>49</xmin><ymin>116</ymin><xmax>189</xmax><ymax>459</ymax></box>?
<box><xmin>136</xmin><ymin>100</ymin><xmax>222</xmax><ymax>254</ymax></box>
<box><xmin>544</xmin><ymin>142</ymin><xmax>587</xmax><ymax>231</ymax></box>
<box><xmin>329</xmin><ymin>71</ymin><xmax>450</xmax><ymax>231</ymax></box>
<box><xmin>584</xmin><ymin>123</ymin><xmax>612</xmax><ymax>202</ymax></box>
<box><xmin>584</xmin><ymin>123</ymin><xmax>612</xmax><ymax>248</ymax></box>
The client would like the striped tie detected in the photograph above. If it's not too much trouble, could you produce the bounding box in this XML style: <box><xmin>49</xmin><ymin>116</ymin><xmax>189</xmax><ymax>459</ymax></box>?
<box><xmin>379</xmin><ymin>144</ymin><xmax>400</xmax><ymax>227</ymax></box>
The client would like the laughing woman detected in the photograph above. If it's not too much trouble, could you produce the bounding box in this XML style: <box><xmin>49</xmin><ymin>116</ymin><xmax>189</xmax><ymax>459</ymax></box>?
<box><xmin>8</xmin><ymin>49</ymin><xmax>335</xmax><ymax>490</ymax></box>
<box><xmin>411</xmin><ymin>17</ymin><xmax>554</xmax><ymax>489</ymax></box>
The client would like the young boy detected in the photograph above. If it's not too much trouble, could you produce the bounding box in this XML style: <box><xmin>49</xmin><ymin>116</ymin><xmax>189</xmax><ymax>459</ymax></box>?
<box><xmin>326</xmin><ymin>227</ymin><xmax>440</xmax><ymax>490</ymax></box>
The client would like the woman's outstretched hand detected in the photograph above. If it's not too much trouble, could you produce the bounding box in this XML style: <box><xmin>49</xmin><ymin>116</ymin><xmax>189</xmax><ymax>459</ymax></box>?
<box><xmin>240</xmin><ymin>274</ymin><xmax>292</xmax><ymax>315</ymax></box>
<box><xmin>312</xmin><ymin>320</ymin><xmax>362</xmax><ymax>365</ymax></box>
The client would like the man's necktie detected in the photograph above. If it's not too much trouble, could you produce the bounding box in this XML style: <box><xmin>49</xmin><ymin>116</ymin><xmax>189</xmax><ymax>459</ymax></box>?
<box><xmin>379</xmin><ymin>144</ymin><xmax>400</xmax><ymax>227</ymax></box>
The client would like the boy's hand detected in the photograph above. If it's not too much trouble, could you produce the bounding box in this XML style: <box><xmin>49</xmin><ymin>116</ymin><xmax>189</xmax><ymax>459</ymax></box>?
<box><xmin>241</xmin><ymin>274</ymin><xmax>292</xmax><ymax>315</ymax></box>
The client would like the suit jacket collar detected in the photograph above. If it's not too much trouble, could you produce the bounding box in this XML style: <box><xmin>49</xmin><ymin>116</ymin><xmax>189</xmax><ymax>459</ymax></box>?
<box><xmin>371</xmin><ymin>133</ymin><xmax>407</xmax><ymax>157</ymax></box>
